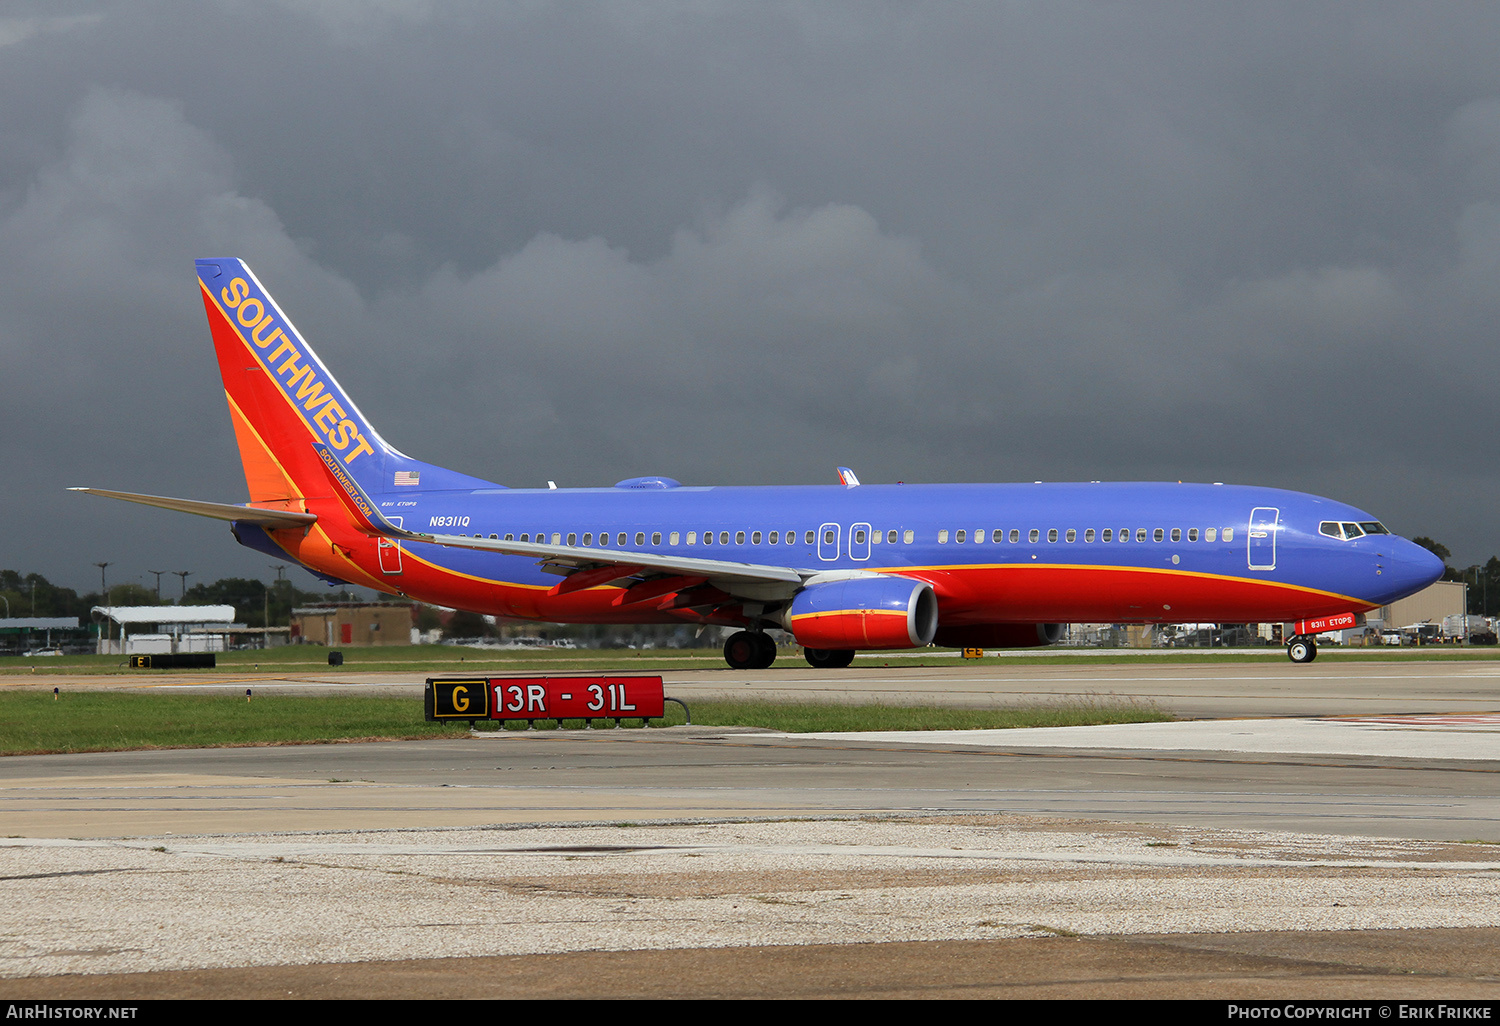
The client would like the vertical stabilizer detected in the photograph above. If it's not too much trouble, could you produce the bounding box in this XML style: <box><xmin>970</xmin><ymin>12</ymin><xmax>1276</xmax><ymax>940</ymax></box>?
<box><xmin>196</xmin><ymin>259</ymin><xmax>497</xmax><ymax>503</ymax></box>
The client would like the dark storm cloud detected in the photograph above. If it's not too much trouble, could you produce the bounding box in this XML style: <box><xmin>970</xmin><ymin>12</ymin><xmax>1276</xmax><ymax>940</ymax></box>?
<box><xmin>3</xmin><ymin>1</ymin><xmax>1500</xmax><ymax>593</ymax></box>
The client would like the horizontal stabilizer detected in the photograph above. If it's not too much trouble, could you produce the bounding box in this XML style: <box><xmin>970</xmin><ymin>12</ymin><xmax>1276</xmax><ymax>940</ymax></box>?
<box><xmin>68</xmin><ymin>488</ymin><xmax>317</xmax><ymax>528</ymax></box>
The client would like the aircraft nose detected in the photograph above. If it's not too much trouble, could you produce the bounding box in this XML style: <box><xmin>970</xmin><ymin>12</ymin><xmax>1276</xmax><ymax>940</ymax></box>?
<box><xmin>1386</xmin><ymin>538</ymin><xmax>1446</xmax><ymax>598</ymax></box>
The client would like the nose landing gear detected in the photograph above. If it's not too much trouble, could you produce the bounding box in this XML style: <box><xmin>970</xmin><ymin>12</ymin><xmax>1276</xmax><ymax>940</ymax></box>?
<box><xmin>1287</xmin><ymin>636</ymin><xmax>1317</xmax><ymax>663</ymax></box>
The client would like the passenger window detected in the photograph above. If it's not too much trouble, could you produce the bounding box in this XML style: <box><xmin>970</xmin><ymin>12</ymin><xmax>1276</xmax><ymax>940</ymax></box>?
<box><xmin>635</xmin><ymin>532</ymin><xmax>645</xmax><ymax>546</ymax></box>
<box><xmin>1029</xmin><ymin>529</ymin><xmax>1040</xmax><ymax>543</ymax></box>
<box><xmin>1206</xmin><ymin>528</ymin><xmax>1217</xmax><ymax>542</ymax></box>
<box><xmin>1223</xmin><ymin>528</ymin><xmax>1234</xmax><ymax>542</ymax></box>
<box><xmin>721</xmin><ymin>532</ymin><xmax>730</xmax><ymax>545</ymax></box>
<box><xmin>1066</xmin><ymin>529</ymin><xmax>1076</xmax><ymax>543</ymax></box>
<box><xmin>854</xmin><ymin>529</ymin><xmax>866</xmax><ymax>544</ymax></box>
<box><xmin>770</xmin><ymin>531</ymin><xmax>779</xmax><ymax>544</ymax></box>
<box><xmin>736</xmin><ymin>531</ymin><xmax>745</xmax><ymax>544</ymax></box>
<box><xmin>652</xmin><ymin>532</ymin><xmax>662</xmax><ymax>545</ymax></box>
<box><xmin>1120</xmin><ymin>529</ymin><xmax>1130</xmax><ymax>543</ymax></box>
<box><xmin>567</xmin><ymin>532</ymin><xmax>577</xmax><ymax>545</ymax></box>
<box><xmin>973</xmin><ymin>528</ymin><xmax>984</xmax><ymax>544</ymax></box>
<box><xmin>938</xmin><ymin>530</ymin><xmax>949</xmax><ymax>544</ymax></box>
<box><xmin>1152</xmin><ymin>529</ymin><xmax>1163</xmax><ymax>542</ymax></box>
<box><xmin>871</xmin><ymin>530</ymin><xmax>881</xmax><ymax>544</ymax></box>
<box><xmin>956</xmin><ymin>530</ymin><xmax>967</xmax><ymax>543</ymax></box>
<box><xmin>903</xmin><ymin>529</ymin><xmax>914</xmax><ymax>544</ymax></box>
<box><xmin>752</xmin><ymin>531</ymin><xmax>762</xmax><ymax>544</ymax></box>
<box><xmin>551</xmin><ymin>533</ymin><xmax>562</xmax><ymax>545</ymax></box>
<box><xmin>1085</xmin><ymin>529</ymin><xmax>1095</xmax><ymax>542</ymax></box>
<box><xmin>805</xmin><ymin>530</ymin><xmax>815</xmax><ymax>544</ymax></box>
<box><xmin>1102</xmin><ymin>529</ymin><xmax>1112</xmax><ymax>542</ymax></box>
<box><xmin>520</xmin><ymin>533</ymin><xmax>529</xmax><ymax>542</ymax></box>
<box><xmin>1136</xmin><ymin>529</ymin><xmax>1147</xmax><ymax>542</ymax></box>
<box><xmin>1047</xmin><ymin>529</ymin><xmax>1058</xmax><ymax>543</ymax></box>
<box><xmin>1009</xmin><ymin>529</ymin><xmax>1019</xmax><ymax>543</ymax></box>
<box><xmin>1170</xmin><ymin>528</ymin><xmax>1181</xmax><ymax>542</ymax></box>
<box><xmin>704</xmin><ymin>532</ymin><xmax>713</xmax><ymax>546</ymax></box>
<box><xmin>992</xmin><ymin>529</ymin><xmax>1003</xmax><ymax>543</ymax></box>
<box><xmin>888</xmin><ymin>530</ymin><xmax>898</xmax><ymax>544</ymax></box>
<box><xmin>789</xmin><ymin>530</ymin><xmax>797</xmax><ymax>544</ymax></box>
<box><xmin>670</xmin><ymin>532</ymin><xmax>680</xmax><ymax>545</ymax></box>
<box><xmin>582</xmin><ymin>533</ymin><xmax>592</xmax><ymax>545</ymax></box>
<box><xmin>504</xmin><ymin>533</ymin><xmax>514</xmax><ymax>541</ymax></box>
<box><xmin>687</xmin><ymin>532</ymin><xmax>697</xmax><ymax>545</ymax></box>
<box><xmin>1188</xmin><ymin>528</ymin><xmax>1198</xmax><ymax>542</ymax></box>
<box><xmin>617</xmin><ymin>532</ymin><xmax>627</xmax><ymax>546</ymax></box>
<box><xmin>489</xmin><ymin>534</ymin><xmax>498</xmax><ymax>540</ymax></box>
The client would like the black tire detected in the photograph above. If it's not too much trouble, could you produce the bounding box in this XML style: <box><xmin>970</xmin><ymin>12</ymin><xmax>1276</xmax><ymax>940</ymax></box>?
<box><xmin>1287</xmin><ymin>637</ymin><xmax>1317</xmax><ymax>663</ymax></box>
<box><xmin>723</xmin><ymin>631</ymin><xmax>758</xmax><ymax>670</ymax></box>
<box><xmin>804</xmin><ymin>647</ymin><xmax>856</xmax><ymax>669</ymax></box>
<box><xmin>750</xmin><ymin>631</ymin><xmax>777</xmax><ymax>669</ymax></box>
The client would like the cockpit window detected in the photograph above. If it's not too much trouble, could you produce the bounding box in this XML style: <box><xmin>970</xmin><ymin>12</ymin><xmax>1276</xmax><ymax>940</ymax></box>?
<box><xmin>1321</xmin><ymin>520</ymin><xmax>1387</xmax><ymax>540</ymax></box>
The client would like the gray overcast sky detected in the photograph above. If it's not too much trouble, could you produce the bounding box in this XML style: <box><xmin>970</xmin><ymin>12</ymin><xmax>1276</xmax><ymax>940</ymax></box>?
<box><xmin>4</xmin><ymin>1</ymin><xmax>1500</xmax><ymax>595</ymax></box>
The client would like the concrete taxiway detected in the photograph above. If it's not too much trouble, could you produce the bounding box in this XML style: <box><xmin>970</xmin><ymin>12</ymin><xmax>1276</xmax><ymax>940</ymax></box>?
<box><xmin>4</xmin><ymin>656</ymin><xmax>1500</xmax><ymax>997</ymax></box>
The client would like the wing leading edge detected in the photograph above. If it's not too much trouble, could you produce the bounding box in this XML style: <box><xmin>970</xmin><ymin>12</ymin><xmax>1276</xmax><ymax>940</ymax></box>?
<box><xmin>311</xmin><ymin>443</ymin><xmax>809</xmax><ymax>589</ymax></box>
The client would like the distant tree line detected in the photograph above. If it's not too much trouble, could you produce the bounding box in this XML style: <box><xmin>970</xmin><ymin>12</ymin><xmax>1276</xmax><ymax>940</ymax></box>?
<box><xmin>0</xmin><ymin>570</ymin><xmax>350</xmax><ymax>629</ymax></box>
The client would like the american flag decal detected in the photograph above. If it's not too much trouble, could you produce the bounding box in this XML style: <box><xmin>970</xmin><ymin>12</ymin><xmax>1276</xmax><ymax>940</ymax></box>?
<box><xmin>394</xmin><ymin>471</ymin><xmax>420</xmax><ymax>486</ymax></box>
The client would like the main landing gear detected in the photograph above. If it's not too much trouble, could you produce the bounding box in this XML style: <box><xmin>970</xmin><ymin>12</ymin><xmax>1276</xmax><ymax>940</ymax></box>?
<box><xmin>1286</xmin><ymin>635</ymin><xmax>1318</xmax><ymax>664</ymax></box>
<box><xmin>803</xmin><ymin>647</ymin><xmax>855</xmax><ymax>669</ymax></box>
<box><xmin>723</xmin><ymin>630</ymin><xmax>777</xmax><ymax>670</ymax></box>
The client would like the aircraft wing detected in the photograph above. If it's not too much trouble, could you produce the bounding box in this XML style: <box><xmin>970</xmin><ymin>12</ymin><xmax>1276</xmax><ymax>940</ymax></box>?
<box><xmin>408</xmin><ymin>528</ymin><xmax>807</xmax><ymax>587</ymax></box>
<box><xmin>311</xmin><ymin>442</ymin><xmax>809</xmax><ymax>589</ymax></box>
<box><xmin>68</xmin><ymin>487</ymin><xmax>318</xmax><ymax>528</ymax></box>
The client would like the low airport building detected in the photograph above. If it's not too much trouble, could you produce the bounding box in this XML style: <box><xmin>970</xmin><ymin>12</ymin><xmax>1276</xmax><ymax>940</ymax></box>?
<box><xmin>290</xmin><ymin>602</ymin><xmax>414</xmax><ymax>647</ymax></box>
<box><xmin>91</xmin><ymin>605</ymin><xmax>238</xmax><ymax>656</ymax></box>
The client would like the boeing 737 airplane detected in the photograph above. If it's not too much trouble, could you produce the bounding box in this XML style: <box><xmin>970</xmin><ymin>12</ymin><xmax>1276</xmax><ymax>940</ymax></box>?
<box><xmin>73</xmin><ymin>259</ymin><xmax>1444</xmax><ymax>668</ymax></box>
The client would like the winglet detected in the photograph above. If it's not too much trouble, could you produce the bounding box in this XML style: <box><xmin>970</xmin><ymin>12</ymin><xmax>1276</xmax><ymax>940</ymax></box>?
<box><xmin>837</xmin><ymin>467</ymin><xmax>861</xmax><ymax>488</ymax></box>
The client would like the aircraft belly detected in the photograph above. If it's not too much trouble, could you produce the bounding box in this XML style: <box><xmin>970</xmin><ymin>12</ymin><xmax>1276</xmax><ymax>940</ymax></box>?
<box><xmin>907</xmin><ymin>564</ymin><xmax>1368</xmax><ymax>624</ymax></box>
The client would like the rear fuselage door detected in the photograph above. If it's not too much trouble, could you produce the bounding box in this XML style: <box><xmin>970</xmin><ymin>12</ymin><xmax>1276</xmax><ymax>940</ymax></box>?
<box><xmin>1248</xmin><ymin>507</ymin><xmax>1278</xmax><ymax>571</ymax></box>
<box><xmin>379</xmin><ymin>516</ymin><xmax>404</xmax><ymax>574</ymax></box>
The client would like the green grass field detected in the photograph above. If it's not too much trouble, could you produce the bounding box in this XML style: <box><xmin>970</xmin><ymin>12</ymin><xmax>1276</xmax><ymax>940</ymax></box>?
<box><xmin>0</xmin><ymin>690</ymin><xmax>1169</xmax><ymax>756</ymax></box>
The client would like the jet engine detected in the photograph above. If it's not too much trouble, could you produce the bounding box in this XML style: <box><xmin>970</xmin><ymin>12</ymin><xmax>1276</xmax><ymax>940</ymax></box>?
<box><xmin>786</xmin><ymin>576</ymin><xmax>939</xmax><ymax>650</ymax></box>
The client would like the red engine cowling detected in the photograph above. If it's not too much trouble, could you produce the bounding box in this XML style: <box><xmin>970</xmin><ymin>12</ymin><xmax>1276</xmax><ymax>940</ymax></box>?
<box><xmin>932</xmin><ymin>623</ymin><xmax>1063</xmax><ymax>649</ymax></box>
<box><xmin>787</xmin><ymin>576</ymin><xmax>938</xmax><ymax>650</ymax></box>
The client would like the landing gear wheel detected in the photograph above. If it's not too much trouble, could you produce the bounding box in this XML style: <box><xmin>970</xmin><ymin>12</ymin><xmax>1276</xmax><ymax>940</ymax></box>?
<box><xmin>723</xmin><ymin>631</ymin><xmax>759</xmax><ymax>670</ymax></box>
<box><xmin>1287</xmin><ymin>637</ymin><xmax>1317</xmax><ymax>664</ymax></box>
<box><xmin>750</xmin><ymin>631</ymin><xmax>777</xmax><ymax>669</ymax></box>
<box><xmin>804</xmin><ymin>647</ymin><xmax>856</xmax><ymax>669</ymax></box>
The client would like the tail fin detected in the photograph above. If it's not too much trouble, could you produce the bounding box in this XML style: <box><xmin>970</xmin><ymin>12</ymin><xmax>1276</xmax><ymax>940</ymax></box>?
<box><xmin>196</xmin><ymin>259</ymin><xmax>497</xmax><ymax>503</ymax></box>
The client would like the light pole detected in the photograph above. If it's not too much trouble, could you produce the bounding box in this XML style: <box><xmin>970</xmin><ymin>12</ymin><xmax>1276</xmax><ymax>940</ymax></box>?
<box><xmin>94</xmin><ymin>562</ymin><xmax>112</xmax><ymax>652</ymax></box>
<box><xmin>174</xmin><ymin>571</ymin><xmax>192</xmax><ymax>601</ymax></box>
<box><xmin>149</xmin><ymin>570</ymin><xmax>165</xmax><ymax>603</ymax></box>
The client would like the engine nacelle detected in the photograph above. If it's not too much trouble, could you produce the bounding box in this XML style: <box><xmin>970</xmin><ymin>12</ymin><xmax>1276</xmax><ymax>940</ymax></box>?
<box><xmin>787</xmin><ymin>576</ymin><xmax>938</xmax><ymax>650</ymax></box>
<box><xmin>932</xmin><ymin>623</ymin><xmax>1064</xmax><ymax>649</ymax></box>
